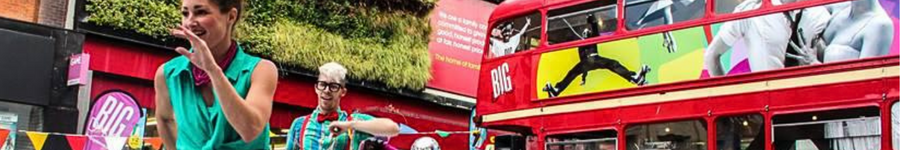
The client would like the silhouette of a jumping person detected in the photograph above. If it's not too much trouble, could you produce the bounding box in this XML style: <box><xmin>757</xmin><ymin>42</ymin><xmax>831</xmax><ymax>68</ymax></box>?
<box><xmin>543</xmin><ymin>14</ymin><xmax>651</xmax><ymax>98</ymax></box>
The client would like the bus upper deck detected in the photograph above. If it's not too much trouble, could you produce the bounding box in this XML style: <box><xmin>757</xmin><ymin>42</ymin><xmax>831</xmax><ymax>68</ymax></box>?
<box><xmin>475</xmin><ymin>0</ymin><xmax>899</xmax><ymax>149</ymax></box>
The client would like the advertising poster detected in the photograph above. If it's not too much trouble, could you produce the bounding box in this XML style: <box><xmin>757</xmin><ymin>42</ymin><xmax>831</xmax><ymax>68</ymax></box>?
<box><xmin>532</xmin><ymin>0</ymin><xmax>899</xmax><ymax>99</ymax></box>
<box><xmin>428</xmin><ymin>0</ymin><xmax>496</xmax><ymax>96</ymax></box>
<box><xmin>84</xmin><ymin>91</ymin><xmax>142</xmax><ymax>150</ymax></box>
<box><xmin>0</xmin><ymin>112</ymin><xmax>16</xmax><ymax>150</ymax></box>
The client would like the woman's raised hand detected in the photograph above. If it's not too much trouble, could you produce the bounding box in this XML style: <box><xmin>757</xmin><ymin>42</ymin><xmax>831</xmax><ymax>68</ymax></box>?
<box><xmin>172</xmin><ymin>25</ymin><xmax>219</xmax><ymax>72</ymax></box>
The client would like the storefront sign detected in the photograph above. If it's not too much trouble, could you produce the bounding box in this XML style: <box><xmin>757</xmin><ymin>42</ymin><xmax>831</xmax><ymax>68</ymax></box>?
<box><xmin>67</xmin><ymin>53</ymin><xmax>90</xmax><ymax>86</ymax></box>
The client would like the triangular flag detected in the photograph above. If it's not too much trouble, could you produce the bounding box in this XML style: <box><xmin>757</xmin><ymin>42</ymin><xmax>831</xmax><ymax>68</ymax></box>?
<box><xmin>42</xmin><ymin>134</ymin><xmax>71</xmax><ymax>150</ymax></box>
<box><xmin>105</xmin><ymin>136</ymin><xmax>128</xmax><ymax>150</ymax></box>
<box><xmin>26</xmin><ymin>131</ymin><xmax>49</xmax><ymax>150</ymax></box>
<box><xmin>435</xmin><ymin>130</ymin><xmax>450</xmax><ymax>138</ymax></box>
<box><xmin>65</xmin><ymin>135</ymin><xmax>86</xmax><ymax>150</ymax></box>
<box><xmin>144</xmin><ymin>138</ymin><xmax>163</xmax><ymax>150</ymax></box>
<box><xmin>0</xmin><ymin>129</ymin><xmax>9</xmax><ymax>148</ymax></box>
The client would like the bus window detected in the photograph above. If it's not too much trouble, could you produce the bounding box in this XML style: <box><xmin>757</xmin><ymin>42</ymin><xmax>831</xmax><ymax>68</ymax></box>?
<box><xmin>546</xmin><ymin>130</ymin><xmax>618</xmax><ymax>150</ymax></box>
<box><xmin>892</xmin><ymin>102</ymin><xmax>899</xmax><ymax>150</ymax></box>
<box><xmin>624</xmin><ymin>0</ymin><xmax>706</xmax><ymax>30</ymax></box>
<box><xmin>716</xmin><ymin>0</ymin><xmax>760</xmax><ymax>14</ymax></box>
<box><xmin>489</xmin><ymin>12</ymin><xmax>542</xmax><ymax>58</ymax></box>
<box><xmin>626</xmin><ymin>119</ymin><xmax>708</xmax><ymax>150</ymax></box>
<box><xmin>716</xmin><ymin>114</ymin><xmax>764</xmax><ymax>150</ymax></box>
<box><xmin>547</xmin><ymin>1</ymin><xmax>617</xmax><ymax>45</ymax></box>
<box><xmin>774</xmin><ymin>0</ymin><xmax>852</xmax><ymax>5</ymax></box>
<box><xmin>773</xmin><ymin>107</ymin><xmax>881</xmax><ymax>150</ymax></box>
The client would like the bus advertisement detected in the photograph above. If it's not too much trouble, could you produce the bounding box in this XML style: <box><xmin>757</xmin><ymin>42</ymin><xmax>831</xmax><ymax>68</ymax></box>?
<box><xmin>476</xmin><ymin>0</ymin><xmax>899</xmax><ymax>149</ymax></box>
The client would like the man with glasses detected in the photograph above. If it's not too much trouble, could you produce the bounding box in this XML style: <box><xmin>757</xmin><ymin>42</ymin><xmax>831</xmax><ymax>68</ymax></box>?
<box><xmin>285</xmin><ymin>62</ymin><xmax>400</xmax><ymax>150</ymax></box>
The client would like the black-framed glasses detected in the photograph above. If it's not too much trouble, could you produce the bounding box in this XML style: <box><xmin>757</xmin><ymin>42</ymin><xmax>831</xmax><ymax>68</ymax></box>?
<box><xmin>316</xmin><ymin>81</ymin><xmax>344</xmax><ymax>92</ymax></box>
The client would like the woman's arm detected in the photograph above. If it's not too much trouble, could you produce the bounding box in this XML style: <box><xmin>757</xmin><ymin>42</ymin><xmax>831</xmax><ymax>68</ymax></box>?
<box><xmin>859</xmin><ymin>20</ymin><xmax>893</xmax><ymax>58</ymax></box>
<box><xmin>208</xmin><ymin>59</ymin><xmax>278</xmax><ymax>142</ymax></box>
<box><xmin>154</xmin><ymin>66</ymin><xmax>178</xmax><ymax>149</ymax></box>
<box><xmin>705</xmin><ymin>38</ymin><xmax>730</xmax><ymax>77</ymax></box>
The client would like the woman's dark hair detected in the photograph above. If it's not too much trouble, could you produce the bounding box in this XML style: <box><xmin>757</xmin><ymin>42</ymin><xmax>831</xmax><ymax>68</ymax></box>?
<box><xmin>210</xmin><ymin>0</ymin><xmax>243</xmax><ymax>27</ymax></box>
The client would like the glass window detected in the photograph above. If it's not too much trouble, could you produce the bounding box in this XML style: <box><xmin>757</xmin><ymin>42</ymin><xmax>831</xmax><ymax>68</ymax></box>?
<box><xmin>773</xmin><ymin>107</ymin><xmax>881</xmax><ymax>150</ymax></box>
<box><xmin>626</xmin><ymin>119</ymin><xmax>708</xmax><ymax>150</ymax></box>
<box><xmin>716</xmin><ymin>114</ymin><xmax>764</xmax><ymax>150</ymax></box>
<box><xmin>773</xmin><ymin>0</ymin><xmax>852</xmax><ymax>5</ymax></box>
<box><xmin>625</xmin><ymin>0</ymin><xmax>707</xmax><ymax>30</ymax></box>
<box><xmin>547</xmin><ymin>130</ymin><xmax>618</xmax><ymax>150</ymax></box>
<box><xmin>0</xmin><ymin>101</ymin><xmax>42</xmax><ymax>150</ymax></box>
<box><xmin>489</xmin><ymin>12</ymin><xmax>542</xmax><ymax>58</ymax></box>
<box><xmin>892</xmin><ymin>102</ymin><xmax>899</xmax><ymax>150</ymax></box>
<box><xmin>547</xmin><ymin>1</ymin><xmax>618</xmax><ymax>45</ymax></box>
<box><xmin>716</xmin><ymin>0</ymin><xmax>760</xmax><ymax>14</ymax></box>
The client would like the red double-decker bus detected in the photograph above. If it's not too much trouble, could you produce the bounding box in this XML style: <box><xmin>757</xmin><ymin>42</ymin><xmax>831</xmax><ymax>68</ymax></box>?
<box><xmin>475</xmin><ymin>0</ymin><xmax>899</xmax><ymax>149</ymax></box>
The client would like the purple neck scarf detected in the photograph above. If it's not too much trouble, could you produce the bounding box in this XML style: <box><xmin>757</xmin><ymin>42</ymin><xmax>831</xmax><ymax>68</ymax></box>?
<box><xmin>192</xmin><ymin>41</ymin><xmax>237</xmax><ymax>86</ymax></box>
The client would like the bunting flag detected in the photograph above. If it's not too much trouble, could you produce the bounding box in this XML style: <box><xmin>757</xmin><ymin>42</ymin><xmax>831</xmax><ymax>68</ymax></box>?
<box><xmin>42</xmin><ymin>134</ymin><xmax>71</xmax><ymax>150</ymax></box>
<box><xmin>26</xmin><ymin>131</ymin><xmax>49</xmax><ymax>150</ymax></box>
<box><xmin>0</xmin><ymin>130</ymin><xmax>171</xmax><ymax>150</ymax></box>
<box><xmin>144</xmin><ymin>137</ymin><xmax>163</xmax><ymax>150</ymax></box>
<box><xmin>0</xmin><ymin>129</ymin><xmax>8</xmax><ymax>148</ymax></box>
<box><xmin>435</xmin><ymin>130</ymin><xmax>450</xmax><ymax>138</ymax></box>
<box><xmin>105</xmin><ymin>136</ymin><xmax>128</xmax><ymax>150</ymax></box>
<box><xmin>65</xmin><ymin>135</ymin><xmax>86</xmax><ymax>150</ymax></box>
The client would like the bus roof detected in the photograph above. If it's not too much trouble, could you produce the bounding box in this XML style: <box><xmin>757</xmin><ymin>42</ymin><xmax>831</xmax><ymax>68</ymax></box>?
<box><xmin>490</xmin><ymin>0</ymin><xmax>544</xmax><ymax>22</ymax></box>
<box><xmin>491</xmin><ymin>0</ymin><xmax>621</xmax><ymax>22</ymax></box>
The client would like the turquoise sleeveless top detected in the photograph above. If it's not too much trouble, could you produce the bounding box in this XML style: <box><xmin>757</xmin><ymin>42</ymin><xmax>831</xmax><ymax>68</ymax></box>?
<box><xmin>163</xmin><ymin>45</ymin><xmax>270</xmax><ymax>150</ymax></box>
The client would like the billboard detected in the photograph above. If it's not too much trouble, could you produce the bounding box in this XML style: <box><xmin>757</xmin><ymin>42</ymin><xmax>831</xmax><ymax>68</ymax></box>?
<box><xmin>533</xmin><ymin>0</ymin><xmax>899</xmax><ymax>99</ymax></box>
<box><xmin>428</xmin><ymin>0</ymin><xmax>496</xmax><ymax>97</ymax></box>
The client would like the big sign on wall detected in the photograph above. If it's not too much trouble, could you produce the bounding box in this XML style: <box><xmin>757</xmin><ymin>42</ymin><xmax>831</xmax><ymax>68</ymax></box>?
<box><xmin>84</xmin><ymin>90</ymin><xmax>142</xmax><ymax>150</ymax></box>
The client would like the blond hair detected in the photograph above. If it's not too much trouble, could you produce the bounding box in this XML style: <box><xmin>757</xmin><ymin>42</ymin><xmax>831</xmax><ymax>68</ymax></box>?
<box><xmin>318</xmin><ymin>62</ymin><xmax>348</xmax><ymax>84</ymax></box>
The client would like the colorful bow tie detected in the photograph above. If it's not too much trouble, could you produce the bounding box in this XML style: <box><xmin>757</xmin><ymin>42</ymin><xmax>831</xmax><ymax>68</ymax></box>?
<box><xmin>317</xmin><ymin>112</ymin><xmax>339</xmax><ymax>123</ymax></box>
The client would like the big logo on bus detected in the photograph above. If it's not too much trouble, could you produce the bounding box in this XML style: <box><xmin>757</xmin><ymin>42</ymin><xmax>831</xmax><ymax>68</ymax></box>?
<box><xmin>491</xmin><ymin>63</ymin><xmax>512</xmax><ymax>99</ymax></box>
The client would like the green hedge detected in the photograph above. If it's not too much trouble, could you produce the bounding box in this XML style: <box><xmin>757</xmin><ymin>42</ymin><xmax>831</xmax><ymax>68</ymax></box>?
<box><xmin>87</xmin><ymin>0</ymin><xmax>434</xmax><ymax>90</ymax></box>
<box><xmin>86</xmin><ymin>0</ymin><xmax>180</xmax><ymax>38</ymax></box>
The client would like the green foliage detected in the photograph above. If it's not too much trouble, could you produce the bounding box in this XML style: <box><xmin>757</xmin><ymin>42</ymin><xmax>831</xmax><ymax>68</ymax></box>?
<box><xmin>87</xmin><ymin>0</ymin><xmax>435</xmax><ymax>90</ymax></box>
<box><xmin>265</xmin><ymin>20</ymin><xmax>431</xmax><ymax>89</ymax></box>
<box><xmin>86</xmin><ymin>0</ymin><xmax>181</xmax><ymax>38</ymax></box>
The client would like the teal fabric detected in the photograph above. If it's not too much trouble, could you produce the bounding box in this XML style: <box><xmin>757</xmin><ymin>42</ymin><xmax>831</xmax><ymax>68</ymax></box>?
<box><xmin>285</xmin><ymin>109</ymin><xmax>375</xmax><ymax>150</ymax></box>
<box><xmin>163</xmin><ymin>45</ymin><xmax>270</xmax><ymax>150</ymax></box>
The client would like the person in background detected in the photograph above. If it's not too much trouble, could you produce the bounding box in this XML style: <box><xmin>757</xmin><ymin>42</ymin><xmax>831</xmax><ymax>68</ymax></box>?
<box><xmin>285</xmin><ymin>62</ymin><xmax>400</xmax><ymax>150</ymax></box>
<box><xmin>704</xmin><ymin>0</ymin><xmax>791</xmax><ymax>77</ymax></box>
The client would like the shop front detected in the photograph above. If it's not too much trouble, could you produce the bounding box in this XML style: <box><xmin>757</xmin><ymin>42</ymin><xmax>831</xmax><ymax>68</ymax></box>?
<box><xmin>0</xmin><ymin>17</ymin><xmax>83</xmax><ymax>149</ymax></box>
<box><xmin>79</xmin><ymin>33</ymin><xmax>472</xmax><ymax>148</ymax></box>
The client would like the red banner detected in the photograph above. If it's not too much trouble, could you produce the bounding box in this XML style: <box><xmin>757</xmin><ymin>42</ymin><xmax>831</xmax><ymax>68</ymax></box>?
<box><xmin>427</xmin><ymin>0</ymin><xmax>496</xmax><ymax>96</ymax></box>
